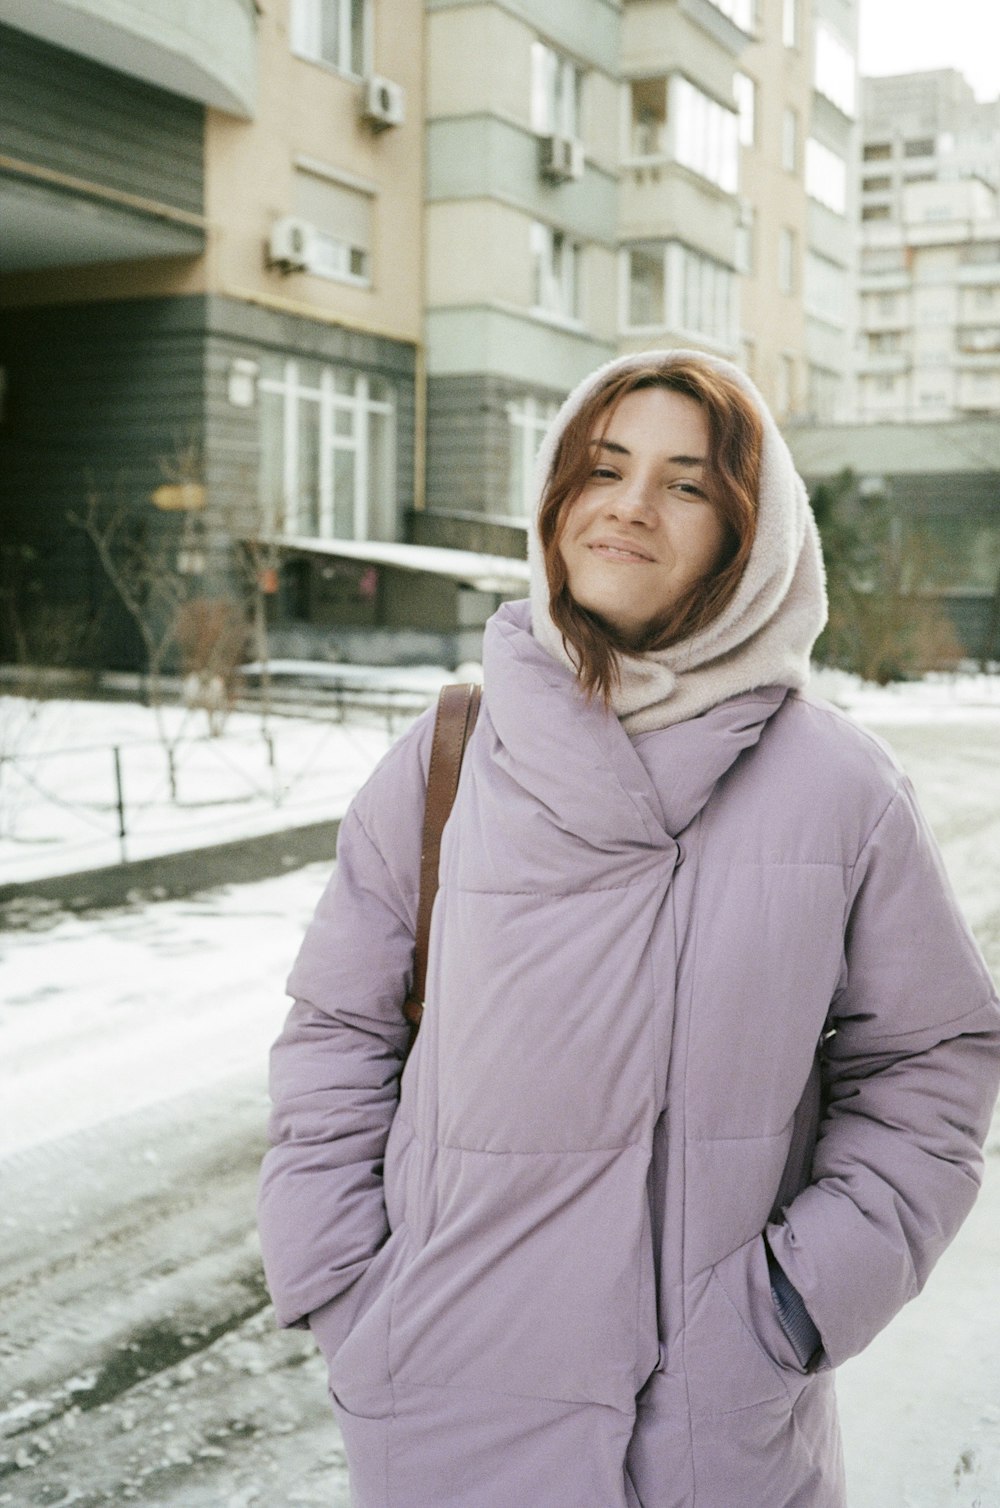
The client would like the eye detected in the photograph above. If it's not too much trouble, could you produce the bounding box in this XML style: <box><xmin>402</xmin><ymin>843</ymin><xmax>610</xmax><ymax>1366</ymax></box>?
<box><xmin>673</xmin><ymin>481</ymin><xmax>706</xmax><ymax>498</ymax></box>
<box><xmin>590</xmin><ymin>465</ymin><xmax>621</xmax><ymax>481</ymax></box>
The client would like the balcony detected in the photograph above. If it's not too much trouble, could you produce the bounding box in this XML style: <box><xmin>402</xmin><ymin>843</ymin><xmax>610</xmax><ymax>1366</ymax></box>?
<box><xmin>620</xmin><ymin>158</ymin><xmax>737</xmax><ymax>266</ymax></box>
<box><xmin>858</xmin><ymin>350</ymin><xmax>911</xmax><ymax>375</ymax></box>
<box><xmin>0</xmin><ymin>0</ymin><xmax>257</xmax><ymax>116</ymax></box>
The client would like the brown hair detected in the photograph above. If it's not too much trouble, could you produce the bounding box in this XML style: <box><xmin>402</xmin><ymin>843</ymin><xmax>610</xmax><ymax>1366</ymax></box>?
<box><xmin>538</xmin><ymin>357</ymin><xmax>763</xmax><ymax>703</ymax></box>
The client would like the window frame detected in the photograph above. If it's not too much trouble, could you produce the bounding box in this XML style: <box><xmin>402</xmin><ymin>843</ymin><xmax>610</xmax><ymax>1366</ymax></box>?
<box><xmin>530</xmin><ymin>221</ymin><xmax>583</xmax><ymax>325</ymax></box>
<box><xmin>259</xmin><ymin>360</ymin><xmax>396</xmax><ymax>543</ymax></box>
<box><xmin>290</xmin><ymin>0</ymin><xmax>370</xmax><ymax>79</ymax></box>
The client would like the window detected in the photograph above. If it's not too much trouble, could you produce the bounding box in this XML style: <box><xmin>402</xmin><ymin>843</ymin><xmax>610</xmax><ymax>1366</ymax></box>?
<box><xmin>805</xmin><ymin>138</ymin><xmax>847</xmax><ymax>214</ymax></box>
<box><xmin>808</xmin><ymin>365</ymin><xmax>840</xmax><ymax>420</ymax></box>
<box><xmin>630</xmin><ymin>78</ymin><xmax>667</xmax><ymax>157</ymax></box>
<box><xmin>706</xmin><ymin>0</ymin><xmax>754</xmax><ymax>29</ymax></box>
<box><xmin>814</xmin><ymin>23</ymin><xmax>856</xmax><ymax>118</ymax></box>
<box><xmin>735</xmin><ymin>202</ymin><xmax>755</xmax><ymax>275</ymax></box>
<box><xmin>805</xmin><ymin>251</ymin><xmax>847</xmax><ymax>326</ymax></box>
<box><xmin>903</xmin><ymin>138</ymin><xmax>934</xmax><ymax>158</ymax></box>
<box><xmin>531</xmin><ymin>222</ymin><xmax>580</xmax><ymax>321</ymax></box>
<box><xmin>506</xmin><ymin>396</ymin><xmax>559</xmax><ymax>516</ymax></box>
<box><xmin>963</xmin><ymin>241</ymin><xmax>1000</xmax><ymax>264</ymax></box>
<box><xmin>623</xmin><ymin>241</ymin><xmax>737</xmax><ymax>346</ymax></box>
<box><xmin>863</xmin><ymin>175</ymin><xmax>892</xmax><ymax>192</ymax></box>
<box><xmin>776</xmin><ymin>354</ymin><xmax>795</xmax><ymax>415</ymax></box>
<box><xmin>626</xmin><ymin>243</ymin><xmax>666</xmax><ymax>326</ymax></box>
<box><xmin>733</xmin><ymin>72</ymin><xmax>756</xmax><ymax>147</ymax></box>
<box><xmin>291</xmin><ymin>0</ymin><xmax>366</xmax><ymax>76</ymax></box>
<box><xmin>863</xmin><ymin>142</ymin><xmax>892</xmax><ymax>162</ymax></box>
<box><xmin>782</xmin><ymin>108</ymin><xmax>798</xmax><ymax>172</ymax></box>
<box><xmin>782</xmin><ymin>0</ymin><xmax>798</xmax><ymax>47</ymax></box>
<box><xmin>672</xmin><ymin>77</ymin><xmax>739</xmax><ymax>193</ymax></box>
<box><xmin>531</xmin><ymin>41</ymin><xmax>582</xmax><ymax>138</ymax></box>
<box><xmin>861</xmin><ymin>204</ymin><xmax>891</xmax><ymax>221</ymax></box>
<box><xmin>677</xmin><ymin>244</ymin><xmax>737</xmax><ymax>342</ymax></box>
<box><xmin>778</xmin><ymin>228</ymin><xmax>797</xmax><ymax>295</ymax></box>
<box><xmin>868</xmin><ymin>330</ymin><xmax>904</xmax><ymax>353</ymax></box>
<box><xmin>259</xmin><ymin>360</ymin><xmax>395</xmax><ymax>541</ymax></box>
<box><xmin>295</xmin><ymin>168</ymin><xmax>373</xmax><ymax>283</ymax></box>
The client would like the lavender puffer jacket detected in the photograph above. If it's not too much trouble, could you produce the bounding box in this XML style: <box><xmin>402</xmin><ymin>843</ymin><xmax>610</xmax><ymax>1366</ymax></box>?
<box><xmin>259</xmin><ymin>602</ymin><xmax>1000</xmax><ymax>1508</ymax></box>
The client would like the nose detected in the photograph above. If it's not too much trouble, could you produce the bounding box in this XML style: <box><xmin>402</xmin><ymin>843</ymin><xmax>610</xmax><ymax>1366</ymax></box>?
<box><xmin>607</xmin><ymin>471</ymin><xmax>657</xmax><ymax>524</ymax></box>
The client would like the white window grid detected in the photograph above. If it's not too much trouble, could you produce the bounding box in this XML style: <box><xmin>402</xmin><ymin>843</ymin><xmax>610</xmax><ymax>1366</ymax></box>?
<box><xmin>733</xmin><ymin>72</ymin><xmax>756</xmax><ymax>148</ymax></box>
<box><xmin>310</xmin><ymin>232</ymin><xmax>370</xmax><ymax>286</ymax></box>
<box><xmin>506</xmin><ymin>396</ymin><xmax>559</xmax><ymax>517</ymax></box>
<box><xmin>530</xmin><ymin>41</ymin><xmax>582</xmax><ymax>139</ymax></box>
<box><xmin>291</xmin><ymin>0</ymin><xmax>368</xmax><ymax>77</ymax></box>
<box><xmin>671</xmin><ymin>77</ymin><xmax>739</xmax><ymax>194</ymax></box>
<box><xmin>259</xmin><ymin>362</ymin><xmax>394</xmax><ymax>540</ymax></box>
<box><xmin>806</xmin><ymin>138</ymin><xmax>848</xmax><ymax>215</ymax></box>
<box><xmin>782</xmin><ymin>0</ymin><xmax>798</xmax><ymax>48</ymax></box>
<box><xmin>814</xmin><ymin>23</ymin><xmax>856</xmax><ymax>119</ymax></box>
<box><xmin>802</xmin><ymin>251</ymin><xmax>850</xmax><ymax>328</ymax></box>
<box><xmin>621</xmin><ymin>242</ymin><xmax>737</xmax><ymax>347</ymax></box>
<box><xmin>782</xmin><ymin>108</ymin><xmax>799</xmax><ymax>173</ymax></box>
<box><xmin>531</xmin><ymin>222</ymin><xmax>581</xmax><ymax>323</ymax></box>
<box><xmin>779</xmin><ymin>228</ymin><xmax>797</xmax><ymax>296</ymax></box>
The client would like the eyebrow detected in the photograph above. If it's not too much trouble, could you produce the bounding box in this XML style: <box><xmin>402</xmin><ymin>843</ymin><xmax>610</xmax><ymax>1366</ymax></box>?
<box><xmin>591</xmin><ymin>438</ymin><xmax>706</xmax><ymax>466</ymax></box>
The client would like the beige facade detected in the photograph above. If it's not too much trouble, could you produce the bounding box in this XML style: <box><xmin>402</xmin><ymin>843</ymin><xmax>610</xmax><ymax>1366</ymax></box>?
<box><xmin>206</xmin><ymin>0</ymin><xmax>424</xmax><ymax>344</ymax></box>
<box><xmin>735</xmin><ymin>0</ymin><xmax>811</xmax><ymax>416</ymax></box>
<box><xmin>2</xmin><ymin>0</ymin><xmax>425</xmax><ymax>344</ymax></box>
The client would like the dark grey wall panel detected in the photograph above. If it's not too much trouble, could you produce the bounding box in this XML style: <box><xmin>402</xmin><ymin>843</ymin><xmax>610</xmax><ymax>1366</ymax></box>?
<box><xmin>426</xmin><ymin>372</ymin><xmax>563</xmax><ymax>518</ymax></box>
<box><xmin>0</xmin><ymin>21</ymin><xmax>204</xmax><ymax>214</ymax></box>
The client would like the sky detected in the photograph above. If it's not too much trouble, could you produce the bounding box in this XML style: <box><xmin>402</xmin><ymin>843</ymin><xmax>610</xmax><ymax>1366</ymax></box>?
<box><xmin>858</xmin><ymin>0</ymin><xmax>1000</xmax><ymax>102</ymax></box>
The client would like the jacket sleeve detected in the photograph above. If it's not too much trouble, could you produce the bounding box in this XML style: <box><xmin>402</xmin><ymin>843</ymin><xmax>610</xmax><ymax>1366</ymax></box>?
<box><xmin>766</xmin><ymin>774</ymin><xmax>1000</xmax><ymax>1368</ymax></box>
<box><xmin>257</xmin><ymin>717</ymin><xmax>428</xmax><ymax>1336</ymax></box>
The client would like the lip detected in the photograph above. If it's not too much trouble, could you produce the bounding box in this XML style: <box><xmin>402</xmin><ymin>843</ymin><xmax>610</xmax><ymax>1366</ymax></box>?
<box><xmin>586</xmin><ymin>538</ymin><xmax>656</xmax><ymax>564</ymax></box>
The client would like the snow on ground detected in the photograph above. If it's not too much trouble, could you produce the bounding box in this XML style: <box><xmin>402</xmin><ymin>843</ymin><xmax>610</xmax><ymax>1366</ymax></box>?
<box><xmin>0</xmin><ymin>676</ymin><xmax>998</xmax><ymax>1506</ymax></box>
<box><xmin>0</xmin><ymin>674</ymin><xmax>451</xmax><ymax>887</ymax></box>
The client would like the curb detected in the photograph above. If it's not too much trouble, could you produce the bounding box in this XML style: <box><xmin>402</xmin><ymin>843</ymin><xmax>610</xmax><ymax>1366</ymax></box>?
<box><xmin>0</xmin><ymin>818</ymin><xmax>342</xmax><ymax>924</ymax></box>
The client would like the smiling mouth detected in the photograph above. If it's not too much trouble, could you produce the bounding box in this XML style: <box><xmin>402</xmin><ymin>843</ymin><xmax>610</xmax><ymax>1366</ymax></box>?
<box><xmin>588</xmin><ymin>543</ymin><xmax>655</xmax><ymax>563</ymax></box>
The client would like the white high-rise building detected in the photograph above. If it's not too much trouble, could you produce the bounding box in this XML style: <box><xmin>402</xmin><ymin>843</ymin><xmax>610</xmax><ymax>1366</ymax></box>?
<box><xmin>854</xmin><ymin>70</ymin><xmax>1000</xmax><ymax>422</ymax></box>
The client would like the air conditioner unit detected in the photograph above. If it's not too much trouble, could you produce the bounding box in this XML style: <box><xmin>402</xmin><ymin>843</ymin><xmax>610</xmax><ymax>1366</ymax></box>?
<box><xmin>540</xmin><ymin>134</ymin><xmax>585</xmax><ymax>184</ymax></box>
<box><xmin>363</xmin><ymin>75</ymin><xmax>406</xmax><ymax>131</ymax></box>
<box><xmin>268</xmin><ymin>216</ymin><xmax>317</xmax><ymax>271</ymax></box>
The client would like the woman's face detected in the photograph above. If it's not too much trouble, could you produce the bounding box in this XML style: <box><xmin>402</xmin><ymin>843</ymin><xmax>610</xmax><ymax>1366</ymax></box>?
<box><xmin>557</xmin><ymin>387</ymin><xmax>730</xmax><ymax>647</ymax></box>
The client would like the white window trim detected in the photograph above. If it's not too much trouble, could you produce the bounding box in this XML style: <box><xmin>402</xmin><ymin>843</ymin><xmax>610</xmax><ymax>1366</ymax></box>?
<box><xmin>290</xmin><ymin>0</ymin><xmax>371</xmax><ymax>81</ymax></box>
<box><xmin>260</xmin><ymin>360</ymin><xmax>394</xmax><ymax>542</ymax></box>
<box><xmin>506</xmin><ymin>396</ymin><xmax>559</xmax><ymax>517</ymax></box>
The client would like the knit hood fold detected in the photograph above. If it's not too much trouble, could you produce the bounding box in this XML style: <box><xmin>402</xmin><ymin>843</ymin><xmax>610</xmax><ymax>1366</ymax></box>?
<box><xmin>526</xmin><ymin>349</ymin><xmax>828</xmax><ymax>734</ymax></box>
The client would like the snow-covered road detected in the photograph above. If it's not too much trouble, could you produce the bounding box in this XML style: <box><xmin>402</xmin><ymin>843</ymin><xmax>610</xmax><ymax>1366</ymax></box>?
<box><xmin>1</xmin><ymin>709</ymin><xmax>999</xmax><ymax>1506</ymax></box>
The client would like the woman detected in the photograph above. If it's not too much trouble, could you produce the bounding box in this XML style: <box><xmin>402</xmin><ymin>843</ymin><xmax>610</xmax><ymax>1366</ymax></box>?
<box><xmin>258</xmin><ymin>351</ymin><xmax>1000</xmax><ymax>1508</ymax></box>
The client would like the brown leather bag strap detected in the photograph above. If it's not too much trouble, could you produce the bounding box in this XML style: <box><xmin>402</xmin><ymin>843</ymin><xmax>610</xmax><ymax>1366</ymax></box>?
<box><xmin>403</xmin><ymin>681</ymin><xmax>481</xmax><ymax>1044</ymax></box>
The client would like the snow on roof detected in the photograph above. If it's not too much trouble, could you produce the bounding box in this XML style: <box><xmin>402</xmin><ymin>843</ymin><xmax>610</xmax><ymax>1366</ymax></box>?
<box><xmin>266</xmin><ymin>536</ymin><xmax>530</xmax><ymax>594</ymax></box>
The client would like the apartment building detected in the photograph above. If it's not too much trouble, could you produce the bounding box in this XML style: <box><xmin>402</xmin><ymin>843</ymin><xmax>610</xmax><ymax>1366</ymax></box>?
<box><xmin>0</xmin><ymin>0</ymin><xmax>445</xmax><ymax>669</ymax></box>
<box><xmin>422</xmin><ymin>0</ymin><xmax>621</xmax><ymax>538</ymax></box>
<box><xmin>854</xmin><ymin>70</ymin><xmax>1000</xmax><ymax>423</ymax></box>
<box><xmin>732</xmin><ymin>0</ymin><xmax>857</xmax><ymax>422</ymax></box>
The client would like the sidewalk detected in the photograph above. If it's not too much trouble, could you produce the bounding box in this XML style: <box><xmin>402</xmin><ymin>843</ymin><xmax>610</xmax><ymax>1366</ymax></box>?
<box><xmin>0</xmin><ymin>814</ymin><xmax>342</xmax><ymax>922</ymax></box>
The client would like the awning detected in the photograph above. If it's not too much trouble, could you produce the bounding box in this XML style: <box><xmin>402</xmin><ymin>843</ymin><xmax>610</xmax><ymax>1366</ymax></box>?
<box><xmin>265</xmin><ymin>535</ymin><xmax>530</xmax><ymax>595</ymax></box>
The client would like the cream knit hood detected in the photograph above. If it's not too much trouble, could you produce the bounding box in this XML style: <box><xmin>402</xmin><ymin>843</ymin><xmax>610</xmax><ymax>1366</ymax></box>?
<box><xmin>527</xmin><ymin>349</ymin><xmax>828</xmax><ymax>734</ymax></box>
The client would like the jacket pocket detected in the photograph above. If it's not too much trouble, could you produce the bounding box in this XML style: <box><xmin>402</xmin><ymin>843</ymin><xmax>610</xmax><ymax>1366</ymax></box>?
<box><xmin>710</xmin><ymin>1235</ymin><xmax>812</xmax><ymax>1402</ymax></box>
<box><xmin>685</xmin><ymin>1234</ymin><xmax>811</xmax><ymax>1417</ymax></box>
<box><xmin>310</xmin><ymin>1223</ymin><xmax>410</xmax><ymax>1389</ymax></box>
